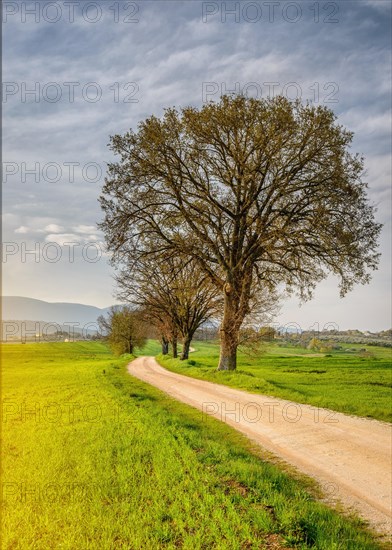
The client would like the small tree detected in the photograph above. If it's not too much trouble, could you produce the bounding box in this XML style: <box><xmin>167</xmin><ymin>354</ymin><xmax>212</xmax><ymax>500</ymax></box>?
<box><xmin>97</xmin><ymin>306</ymin><xmax>147</xmax><ymax>356</ymax></box>
<box><xmin>307</xmin><ymin>337</ymin><xmax>322</xmax><ymax>351</ymax></box>
<box><xmin>259</xmin><ymin>326</ymin><xmax>277</xmax><ymax>341</ymax></box>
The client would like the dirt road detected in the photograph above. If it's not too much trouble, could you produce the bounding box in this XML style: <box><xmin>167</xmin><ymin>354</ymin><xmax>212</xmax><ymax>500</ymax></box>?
<box><xmin>127</xmin><ymin>356</ymin><xmax>392</xmax><ymax>536</ymax></box>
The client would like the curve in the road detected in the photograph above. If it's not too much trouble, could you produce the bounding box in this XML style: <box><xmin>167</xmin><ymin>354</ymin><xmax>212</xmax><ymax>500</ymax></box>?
<box><xmin>128</xmin><ymin>356</ymin><xmax>392</xmax><ymax>536</ymax></box>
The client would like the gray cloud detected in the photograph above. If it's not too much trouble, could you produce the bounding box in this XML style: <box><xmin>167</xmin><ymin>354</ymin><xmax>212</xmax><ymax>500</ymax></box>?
<box><xmin>3</xmin><ymin>0</ymin><xmax>391</xmax><ymax>329</ymax></box>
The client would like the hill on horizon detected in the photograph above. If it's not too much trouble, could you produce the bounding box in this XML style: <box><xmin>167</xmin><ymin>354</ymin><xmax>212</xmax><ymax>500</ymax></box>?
<box><xmin>2</xmin><ymin>296</ymin><xmax>116</xmax><ymax>326</ymax></box>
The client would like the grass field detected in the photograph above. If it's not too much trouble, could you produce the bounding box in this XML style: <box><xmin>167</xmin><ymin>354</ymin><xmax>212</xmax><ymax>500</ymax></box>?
<box><xmin>157</xmin><ymin>341</ymin><xmax>392</xmax><ymax>423</ymax></box>
<box><xmin>1</xmin><ymin>341</ymin><xmax>386</xmax><ymax>549</ymax></box>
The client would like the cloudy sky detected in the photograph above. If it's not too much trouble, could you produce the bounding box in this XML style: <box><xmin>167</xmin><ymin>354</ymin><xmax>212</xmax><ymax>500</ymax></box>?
<box><xmin>3</xmin><ymin>0</ymin><xmax>391</xmax><ymax>331</ymax></box>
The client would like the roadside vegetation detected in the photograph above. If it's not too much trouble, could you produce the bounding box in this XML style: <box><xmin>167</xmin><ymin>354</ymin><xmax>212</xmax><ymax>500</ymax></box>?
<box><xmin>1</xmin><ymin>342</ymin><xmax>386</xmax><ymax>549</ymax></box>
<box><xmin>158</xmin><ymin>341</ymin><xmax>392</xmax><ymax>423</ymax></box>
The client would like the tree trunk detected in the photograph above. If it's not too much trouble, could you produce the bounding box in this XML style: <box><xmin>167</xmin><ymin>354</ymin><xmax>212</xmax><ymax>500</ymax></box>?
<box><xmin>217</xmin><ymin>329</ymin><xmax>238</xmax><ymax>370</ymax></box>
<box><xmin>217</xmin><ymin>288</ymin><xmax>240</xmax><ymax>371</ymax></box>
<box><xmin>172</xmin><ymin>337</ymin><xmax>178</xmax><ymax>358</ymax></box>
<box><xmin>180</xmin><ymin>336</ymin><xmax>192</xmax><ymax>360</ymax></box>
<box><xmin>161</xmin><ymin>336</ymin><xmax>169</xmax><ymax>355</ymax></box>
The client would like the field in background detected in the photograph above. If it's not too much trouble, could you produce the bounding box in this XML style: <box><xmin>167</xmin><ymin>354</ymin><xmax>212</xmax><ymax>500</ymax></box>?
<box><xmin>158</xmin><ymin>341</ymin><xmax>392</xmax><ymax>423</ymax></box>
<box><xmin>1</xmin><ymin>342</ymin><xmax>385</xmax><ymax>549</ymax></box>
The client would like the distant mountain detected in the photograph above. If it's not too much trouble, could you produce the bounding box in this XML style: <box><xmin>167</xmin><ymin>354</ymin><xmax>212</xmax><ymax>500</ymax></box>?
<box><xmin>2</xmin><ymin>296</ymin><xmax>115</xmax><ymax>325</ymax></box>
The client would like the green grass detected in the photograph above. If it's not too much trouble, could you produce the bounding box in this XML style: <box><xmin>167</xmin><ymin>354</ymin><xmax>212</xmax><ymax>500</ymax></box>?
<box><xmin>157</xmin><ymin>341</ymin><xmax>392</xmax><ymax>423</ymax></box>
<box><xmin>1</xmin><ymin>342</ymin><xmax>386</xmax><ymax>549</ymax></box>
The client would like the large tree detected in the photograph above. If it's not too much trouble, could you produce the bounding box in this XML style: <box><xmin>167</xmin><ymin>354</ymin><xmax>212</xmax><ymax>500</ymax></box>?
<box><xmin>99</xmin><ymin>95</ymin><xmax>381</xmax><ymax>370</ymax></box>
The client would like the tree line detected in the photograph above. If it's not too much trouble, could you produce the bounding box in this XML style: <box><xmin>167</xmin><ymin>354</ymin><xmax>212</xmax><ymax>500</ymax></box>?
<box><xmin>98</xmin><ymin>95</ymin><xmax>381</xmax><ymax>369</ymax></box>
